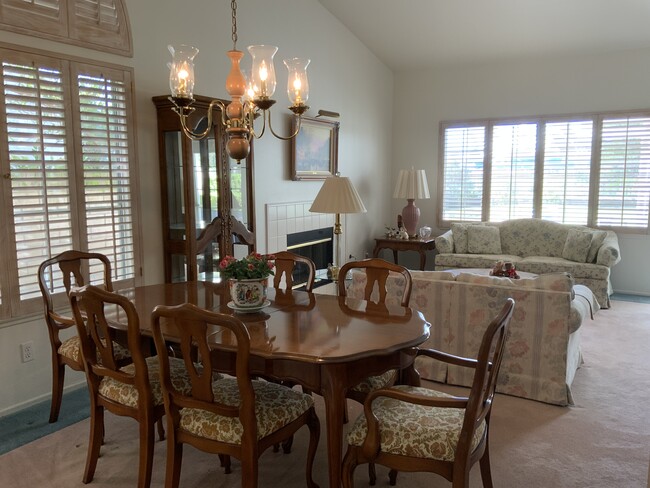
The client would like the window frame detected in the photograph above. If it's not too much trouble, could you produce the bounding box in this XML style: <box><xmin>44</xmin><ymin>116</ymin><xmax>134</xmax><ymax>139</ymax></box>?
<box><xmin>438</xmin><ymin>109</ymin><xmax>650</xmax><ymax>234</ymax></box>
<box><xmin>0</xmin><ymin>41</ymin><xmax>141</xmax><ymax>320</ymax></box>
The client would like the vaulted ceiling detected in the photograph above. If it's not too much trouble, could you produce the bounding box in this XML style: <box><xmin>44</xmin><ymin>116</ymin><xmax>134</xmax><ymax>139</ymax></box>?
<box><xmin>316</xmin><ymin>0</ymin><xmax>650</xmax><ymax>71</ymax></box>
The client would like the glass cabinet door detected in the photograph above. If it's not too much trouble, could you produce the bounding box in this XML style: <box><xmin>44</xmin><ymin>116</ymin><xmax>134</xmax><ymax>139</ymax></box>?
<box><xmin>153</xmin><ymin>94</ymin><xmax>255</xmax><ymax>283</ymax></box>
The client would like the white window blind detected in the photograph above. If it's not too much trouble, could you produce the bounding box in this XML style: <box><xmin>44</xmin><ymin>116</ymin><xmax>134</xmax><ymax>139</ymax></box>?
<box><xmin>597</xmin><ymin>116</ymin><xmax>650</xmax><ymax>228</ymax></box>
<box><xmin>489</xmin><ymin>123</ymin><xmax>536</xmax><ymax>221</ymax></box>
<box><xmin>2</xmin><ymin>56</ymin><xmax>73</xmax><ymax>303</ymax></box>
<box><xmin>0</xmin><ymin>0</ymin><xmax>131</xmax><ymax>56</ymax></box>
<box><xmin>74</xmin><ymin>0</ymin><xmax>118</xmax><ymax>28</ymax></box>
<box><xmin>441</xmin><ymin>126</ymin><xmax>485</xmax><ymax>222</ymax></box>
<box><xmin>541</xmin><ymin>120</ymin><xmax>594</xmax><ymax>225</ymax></box>
<box><xmin>440</xmin><ymin>111</ymin><xmax>650</xmax><ymax>231</ymax></box>
<box><xmin>75</xmin><ymin>67</ymin><xmax>135</xmax><ymax>284</ymax></box>
<box><xmin>0</xmin><ymin>49</ymin><xmax>138</xmax><ymax>318</ymax></box>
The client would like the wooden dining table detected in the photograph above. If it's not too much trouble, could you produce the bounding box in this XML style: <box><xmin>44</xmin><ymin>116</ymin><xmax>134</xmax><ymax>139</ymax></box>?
<box><xmin>113</xmin><ymin>281</ymin><xmax>430</xmax><ymax>488</ymax></box>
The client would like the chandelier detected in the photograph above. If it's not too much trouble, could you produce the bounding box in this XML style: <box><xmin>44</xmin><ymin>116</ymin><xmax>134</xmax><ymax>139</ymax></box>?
<box><xmin>167</xmin><ymin>0</ymin><xmax>310</xmax><ymax>162</ymax></box>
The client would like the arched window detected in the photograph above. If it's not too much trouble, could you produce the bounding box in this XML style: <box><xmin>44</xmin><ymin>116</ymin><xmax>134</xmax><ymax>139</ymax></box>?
<box><xmin>0</xmin><ymin>0</ymin><xmax>132</xmax><ymax>57</ymax></box>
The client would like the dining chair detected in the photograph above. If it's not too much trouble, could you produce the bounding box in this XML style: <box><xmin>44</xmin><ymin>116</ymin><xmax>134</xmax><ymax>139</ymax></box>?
<box><xmin>38</xmin><ymin>250</ymin><xmax>129</xmax><ymax>423</ymax></box>
<box><xmin>270</xmin><ymin>251</ymin><xmax>316</xmax><ymax>291</ymax></box>
<box><xmin>69</xmin><ymin>285</ymin><xmax>193</xmax><ymax>488</ymax></box>
<box><xmin>337</xmin><ymin>258</ymin><xmax>413</xmax><ymax>403</ymax></box>
<box><xmin>341</xmin><ymin>298</ymin><xmax>515</xmax><ymax>488</ymax></box>
<box><xmin>337</xmin><ymin>257</ymin><xmax>413</xmax><ymax>483</ymax></box>
<box><xmin>150</xmin><ymin>302</ymin><xmax>321</xmax><ymax>488</ymax></box>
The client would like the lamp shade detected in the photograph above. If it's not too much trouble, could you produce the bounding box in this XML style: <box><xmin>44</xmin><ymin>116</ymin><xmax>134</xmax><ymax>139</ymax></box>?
<box><xmin>309</xmin><ymin>175</ymin><xmax>367</xmax><ymax>214</ymax></box>
<box><xmin>393</xmin><ymin>169</ymin><xmax>430</xmax><ymax>200</ymax></box>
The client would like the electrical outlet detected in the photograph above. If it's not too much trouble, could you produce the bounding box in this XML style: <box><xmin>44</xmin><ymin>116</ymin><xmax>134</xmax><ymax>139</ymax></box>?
<box><xmin>20</xmin><ymin>341</ymin><xmax>34</xmax><ymax>363</ymax></box>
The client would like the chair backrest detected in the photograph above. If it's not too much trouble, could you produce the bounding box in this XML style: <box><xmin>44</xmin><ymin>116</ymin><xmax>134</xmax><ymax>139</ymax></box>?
<box><xmin>38</xmin><ymin>250</ymin><xmax>113</xmax><ymax>343</ymax></box>
<box><xmin>151</xmin><ymin>303</ymin><xmax>256</xmax><ymax>438</ymax></box>
<box><xmin>69</xmin><ymin>285</ymin><xmax>150</xmax><ymax>398</ymax></box>
<box><xmin>196</xmin><ymin>216</ymin><xmax>256</xmax><ymax>257</ymax></box>
<box><xmin>271</xmin><ymin>251</ymin><xmax>316</xmax><ymax>292</ymax></box>
<box><xmin>458</xmin><ymin>298</ymin><xmax>514</xmax><ymax>464</ymax></box>
<box><xmin>338</xmin><ymin>258</ymin><xmax>412</xmax><ymax>306</ymax></box>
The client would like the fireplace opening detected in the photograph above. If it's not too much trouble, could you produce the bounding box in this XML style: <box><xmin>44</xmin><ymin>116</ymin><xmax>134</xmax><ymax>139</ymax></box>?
<box><xmin>286</xmin><ymin>227</ymin><xmax>333</xmax><ymax>289</ymax></box>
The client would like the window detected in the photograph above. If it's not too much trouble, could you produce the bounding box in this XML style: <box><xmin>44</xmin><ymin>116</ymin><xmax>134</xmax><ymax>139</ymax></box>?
<box><xmin>0</xmin><ymin>47</ymin><xmax>138</xmax><ymax>319</ymax></box>
<box><xmin>0</xmin><ymin>0</ymin><xmax>132</xmax><ymax>57</ymax></box>
<box><xmin>439</xmin><ymin>111</ymin><xmax>650</xmax><ymax>232</ymax></box>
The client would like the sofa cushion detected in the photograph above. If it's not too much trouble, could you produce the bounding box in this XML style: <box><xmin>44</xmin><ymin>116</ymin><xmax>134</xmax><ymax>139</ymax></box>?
<box><xmin>468</xmin><ymin>225</ymin><xmax>502</xmax><ymax>254</ymax></box>
<box><xmin>435</xmin><ymin>253</ymin><xmax>522</xmax><ymax>270</ymax></box>
<box><xmin>451</xmin><ymin>223</ymin><xmax>469</xmax><ymax>253</ymax></box>
<box><xmin>562</xmin><ymin>228</ymin><xmax>593</xmax><ymax>263</ymax></box>
<box><xmin>517</xmin><ymin>256</ymin><xmax>610</xmax><ymax>280</ymax></box>
<box><xmin>497</xmin><ymin>219</ymin><xmax>570</xmax><ymax>257</ymax></box>
<box><xmin>587</xmin><ymin>230</ymin><xmax>607</xmax><ymax>263</ymax></box>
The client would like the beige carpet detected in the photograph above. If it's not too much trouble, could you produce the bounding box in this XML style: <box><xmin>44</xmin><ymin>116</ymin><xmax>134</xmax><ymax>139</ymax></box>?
<box><xmin>1</xmin><ymin>300</ymin><xmax>649</xmax><ymax>488</ymax></box>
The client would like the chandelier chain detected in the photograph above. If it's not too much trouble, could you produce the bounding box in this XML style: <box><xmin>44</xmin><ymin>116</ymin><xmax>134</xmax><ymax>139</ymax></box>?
<box><xmin>231</xmin><ymin>0</ymin><xmax>238</xmax><ymax>50</ymax></box>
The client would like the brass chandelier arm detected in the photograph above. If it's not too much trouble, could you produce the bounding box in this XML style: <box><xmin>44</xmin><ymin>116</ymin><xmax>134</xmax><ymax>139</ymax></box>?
<box><xmin>266</xmin><ymin>111</ymin><xmax>303</xmax><ymax>141</ymax></box>
<box><xmin>175</xmin><ymin>99</ymin><xmax>228</xmax><ymax>141</ymax></box>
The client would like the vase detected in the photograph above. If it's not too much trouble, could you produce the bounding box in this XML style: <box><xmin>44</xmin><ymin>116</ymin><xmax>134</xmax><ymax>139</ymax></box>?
<box><xmin>228</xmin><ymin>278</ymin><xmax>268</xmax><ymax>308</ymax></box>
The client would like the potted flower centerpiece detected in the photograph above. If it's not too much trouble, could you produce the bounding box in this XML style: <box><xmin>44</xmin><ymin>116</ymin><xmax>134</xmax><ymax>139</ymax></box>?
<box><xmin>219</xmin><ymin>253</ymin><xmax>275</xmax><ymax>308</ymax></box>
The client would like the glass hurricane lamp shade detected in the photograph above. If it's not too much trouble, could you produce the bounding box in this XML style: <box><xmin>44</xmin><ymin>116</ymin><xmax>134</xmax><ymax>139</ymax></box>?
<box><xmin>168</xmin><ymin>44</ymin><xmax>198</xmax><ymax>99</ymax></box>
<box><xmin>248</xmin><ymin>45</ymin><xmax>278</xmax><ymax>108</ymax></box>
<box><xmin>284</xmin><ymin>58</ymin><xmax>310</xmax><ymax>108</ymax></box>
<box><xmin>393</xmin><ymin>169</ymin><xmax>431</xmax><ymax>238</ymax></box>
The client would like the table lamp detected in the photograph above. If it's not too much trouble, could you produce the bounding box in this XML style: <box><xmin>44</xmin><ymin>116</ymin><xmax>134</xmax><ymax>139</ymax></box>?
<box><xmin>393</xmin><ymin>168</ymin><xmax>430</xmax><ymax>238</ymax></box>
<box><xmin>309</xmin><ymin>173</ymin><xmax>367</xmax><ymax>280</ymax></box>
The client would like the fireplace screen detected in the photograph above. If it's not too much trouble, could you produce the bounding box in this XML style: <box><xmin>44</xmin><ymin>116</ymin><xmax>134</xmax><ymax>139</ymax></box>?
<box><xmin>286</xmin><ymin>227</ymin><xmax>334</xmax><ymax>288</ymax></box>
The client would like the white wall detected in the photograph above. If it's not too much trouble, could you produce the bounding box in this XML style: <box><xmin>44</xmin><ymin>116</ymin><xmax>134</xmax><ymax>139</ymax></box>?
<box><xmin>0</xmin><ymin>0</ymin><xmax>394</xmax><ymax>415</ymax></box>
<box><xmin>392</xmin><ymin>49</ymin><xmax>650</xmax><ymax>295</ymax></box>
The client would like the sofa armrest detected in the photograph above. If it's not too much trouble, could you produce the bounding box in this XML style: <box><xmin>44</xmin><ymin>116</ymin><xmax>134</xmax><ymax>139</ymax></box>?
<box><xmin>435</xmin><ymin>229</ymin><xmax>454</xmax><ymax>254</ymax></box>
<box><xmin>596</xmin><ymin>231</ymin><xmax>621</xmax><ymax>267</ymax></box>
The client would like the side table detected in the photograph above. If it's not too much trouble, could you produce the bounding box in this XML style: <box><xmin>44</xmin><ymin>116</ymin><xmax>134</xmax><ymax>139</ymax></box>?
<box><xmin>373</xmin><ymin>237</ymin><xmax>436</xmax><ymax>270</ymax></box>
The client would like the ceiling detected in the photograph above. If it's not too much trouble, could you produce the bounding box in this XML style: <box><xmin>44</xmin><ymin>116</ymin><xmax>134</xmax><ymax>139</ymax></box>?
<box><xmin>316</xmin><ymin>0</ymin><xmax>650</xmax><ymax>71</ymax></box>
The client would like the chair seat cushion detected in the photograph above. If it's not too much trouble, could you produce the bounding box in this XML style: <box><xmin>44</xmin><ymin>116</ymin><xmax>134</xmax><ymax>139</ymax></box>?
<box><xmin>179</xmin><ymin>379</ymin><xmax>314</xmax><ymax>444</ymax></box>
<box><xmin>99</xmin><ymin>356</ymin><xmax>194</xmax><ymax>408</ymax></box>
<box><xmin>350</xmin><ymin>369</ymin><xmax>397</xmax><ymax>393</ymax></box>
<box><xmin>58</xmin><ymin>335</ymin><xmax>131</xmax><ymax>364</ymax></box>
<box><xmin>347</xmin><ymin>385</ymin><xmax>486</xmax><ymax>462</ymax></box>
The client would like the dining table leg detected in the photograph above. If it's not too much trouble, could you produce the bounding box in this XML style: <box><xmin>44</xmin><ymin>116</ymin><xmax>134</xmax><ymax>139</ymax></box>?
<box><xmin>321</xmin><ymin>364</ymin><xmax>349</xmax><ymax>488</ymax></box>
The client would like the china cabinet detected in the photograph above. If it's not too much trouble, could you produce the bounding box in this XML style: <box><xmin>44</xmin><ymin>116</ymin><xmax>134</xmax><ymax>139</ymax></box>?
<box><xmin>152</xmin><ymin>95</ymin><xmax>255</xmax><ymax>283</ymax></box>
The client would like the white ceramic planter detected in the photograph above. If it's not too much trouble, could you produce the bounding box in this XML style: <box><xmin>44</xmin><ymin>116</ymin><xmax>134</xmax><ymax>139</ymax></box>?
<box><xmin>228</xmin><ymin>278</ymin><xmax>268</xmax><ymax>308</ymax></box>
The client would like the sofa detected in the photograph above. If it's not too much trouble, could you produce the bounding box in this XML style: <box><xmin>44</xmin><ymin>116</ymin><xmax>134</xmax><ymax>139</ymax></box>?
<box><xmin>347</xmin><ymin>269</ymin><xmax>598</xmax><ymax>406</ymax></box>
<box><xmin>434</xmin><ymin>218</ymin><xmax>621</xmax><ymax>307</ymax></box>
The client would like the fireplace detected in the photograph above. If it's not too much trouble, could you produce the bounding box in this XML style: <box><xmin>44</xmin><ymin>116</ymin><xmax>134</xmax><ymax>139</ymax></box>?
<box><xmin>286</xmin><ymin>227</ymin><xmax>333</xmax><ymax>288</ymax></box>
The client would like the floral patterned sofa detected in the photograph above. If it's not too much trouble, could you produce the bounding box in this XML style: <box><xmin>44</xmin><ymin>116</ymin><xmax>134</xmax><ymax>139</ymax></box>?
<box><xmin>347</xmin><ymin>270</ymin><xmax>598</xmax><ymax>406</ymax></box>
<box><xmin>434</xmin><ymin>218</ymin><xmax>621</xmax><ymax>308</ymax></box>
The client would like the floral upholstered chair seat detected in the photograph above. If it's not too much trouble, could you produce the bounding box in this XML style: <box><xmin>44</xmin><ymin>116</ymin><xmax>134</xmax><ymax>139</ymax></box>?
<box><xmin>350</xmin><ymin>370</ymin><xmax>397</xmax><ymax>394</ymax></box>
<box><xmin>58</xmin><ymin>335</ymin><xmax>131</xmax><ymax>365</ymax></box>
<box><xmin>99</xmin><ymin>356</ymin><xmax>198</xmax><ymax>408</ymax></box>
<box><xmin>179</xmin><ymin>378</ymin><xmax>314</xmax><ymax>444</ymax></box>
<box><xmin>347</xmin><ymin>385</ymin><xmax>486</xmax><ymax>462</ymax></box>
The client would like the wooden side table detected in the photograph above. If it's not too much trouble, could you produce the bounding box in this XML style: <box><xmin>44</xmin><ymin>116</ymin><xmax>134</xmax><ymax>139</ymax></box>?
<box><xmin>373</xmin><ymin>237</ymin><xmax>436</xmax><ymax>270</ymax></box>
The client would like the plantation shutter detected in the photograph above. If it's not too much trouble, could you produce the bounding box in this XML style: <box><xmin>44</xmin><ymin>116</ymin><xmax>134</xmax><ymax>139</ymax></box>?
<box><xmin>69</xmin><ymin>0</ymin><xmax>132</xmax><ymax>55</ymax></box>
<box><xmin>489</xmin><ymin>123</ymin><xmax>537</xmax><ymax>221</ymax></box>
<box><xmin>597</xmin><ymin>116</ymin><xmax>650</xmax><ymax>228</ymax></box>
<box><xmin>441</xmin><ymin>125</ymin><xmax>486</xmax><ymax>222</ymax></box>
<box><xmin>72</xmin><ymin>64</ymin><xmax>135</xmax><ymax>285</ymax></box>
<box><xmin>0</xmin><ymin>0</ymin><xmax>67</xmax><ymax>37</ymax></box>
<box><xmin>0</xmin><ymin>0</ymin><xmax>131</xmax><ymax>57</ymax></box>
<box><xmin>541</xmin><ymin>120</ymin><xmax>594</xmax><ymax>225</ymax></box>
<box><xmin>1</xmin><ymin>52</ymin><xmax>75</xmax><ymax>306</ymax></box>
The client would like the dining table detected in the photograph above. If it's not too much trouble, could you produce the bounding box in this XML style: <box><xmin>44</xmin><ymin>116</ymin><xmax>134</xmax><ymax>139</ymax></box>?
<box><xmin>112</xmin><ymin>280</ymin><xmax>430</xmax><ymax>488</ymax></box>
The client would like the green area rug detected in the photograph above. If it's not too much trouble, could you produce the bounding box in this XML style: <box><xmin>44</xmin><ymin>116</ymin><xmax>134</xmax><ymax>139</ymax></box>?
<box><xmin>611</xmin><ymin>293</ymin><xmax>650</xmax><ymax>304</ymax></box>
<box><xmin>0</xmin><ymin>387</ymin><xmax>89</xmax><ymax>455</ymax></box>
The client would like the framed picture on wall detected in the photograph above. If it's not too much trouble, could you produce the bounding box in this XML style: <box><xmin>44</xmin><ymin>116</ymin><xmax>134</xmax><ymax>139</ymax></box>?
<box><xmin>291</xmin><ymin>116</ymin><xmax>339</xmax><ymax>180</ymax></box>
